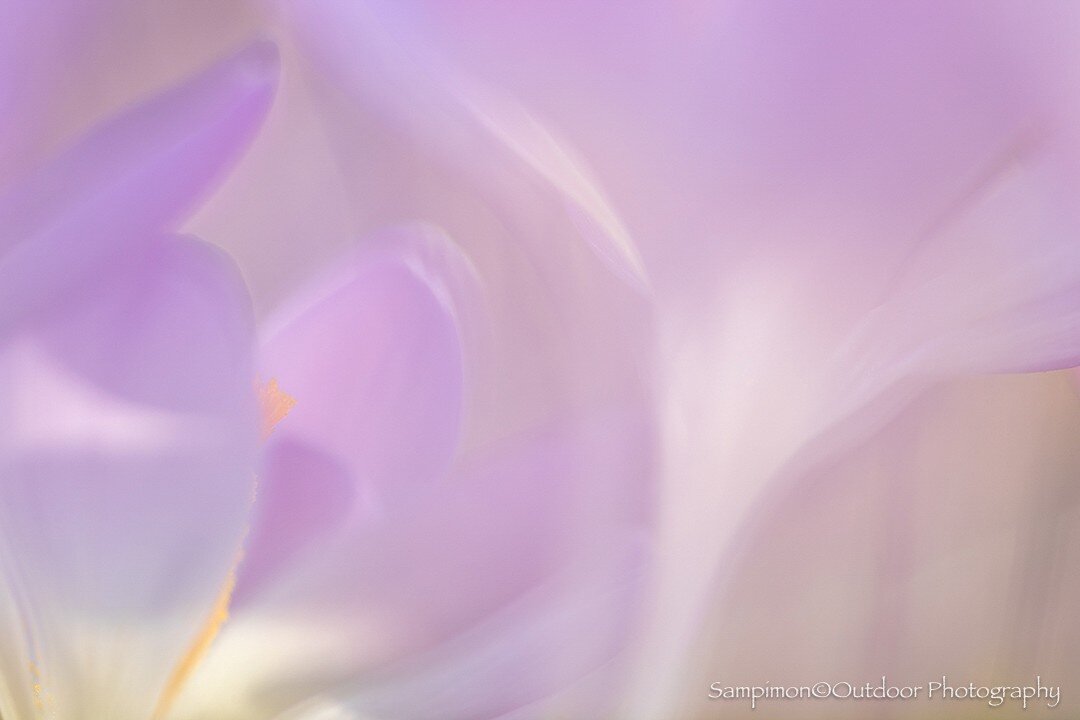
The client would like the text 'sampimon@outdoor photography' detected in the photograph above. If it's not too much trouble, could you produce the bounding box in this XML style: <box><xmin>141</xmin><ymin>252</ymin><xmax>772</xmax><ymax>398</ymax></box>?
<box><xmin>708</xmin><ymin>676</ymin><xmax>1061</xmax><ymax>712</ymax></box>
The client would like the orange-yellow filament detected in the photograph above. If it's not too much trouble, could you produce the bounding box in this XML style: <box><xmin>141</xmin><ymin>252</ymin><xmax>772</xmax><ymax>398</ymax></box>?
<box><xmin>152</xmin><ymin>379</ymin><xmax>295</xmax><ymax>719</ymax></box>
<box><xmin>152</xmin><ymin>566</ymin><xmax>238</xmax><ymax>719</ymax></box>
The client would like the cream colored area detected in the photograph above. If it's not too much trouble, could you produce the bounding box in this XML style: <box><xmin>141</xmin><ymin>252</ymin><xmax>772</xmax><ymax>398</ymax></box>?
<box><xmin>680</xmin><ymin>371</ymin><xmax>1080</xmax><ymax>719</ymax></box>
<box><xmin>163</xmin><ymin>614</ymin><xmax>384</xmax><ymax>720</ymax></box>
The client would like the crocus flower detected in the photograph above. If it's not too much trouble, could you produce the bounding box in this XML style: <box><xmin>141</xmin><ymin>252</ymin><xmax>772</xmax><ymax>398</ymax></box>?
<box><xmin>0</xmin><ymin>41</ymin><xmax>278</xmax><ymax>719</ymax></box>
<box><xmin>7</xmin><ymin>2</ymin><xmax>1080</xmax><ymax>720</ymax></box>
<box><xmin>167</xmin><ymin>223</ymin><xmax>651</xmax><ymax>720</ymax></box>
<box><xmin>0</xmin><ymin>15</ymin><xmax>651</xmax><ymax>720</ymax></box>
<box><xmin>196</xmin><ymin>2</ymin><xmax>1079</xmax><ymax>718</ymax></box>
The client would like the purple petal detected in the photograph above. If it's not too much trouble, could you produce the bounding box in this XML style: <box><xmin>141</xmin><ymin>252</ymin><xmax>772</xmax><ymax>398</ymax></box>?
<box><xmin>0</xmin><ymin>235</ymin><xmax>259</xmax><ymax>717</ymax></box>
<box><xmin>280</xmin><ymin>0</ymin><xmax>648</xmax><ymax>292</ymax></box>
<box><xmin>0</xmin><ymin>40</ymin><xmax>279</xmax><ymax>334</ymax></box>
<box><xmin>832</xmin><ymin>144</ymin><xmax>1080</xmax><ymax>386</ymax></box>
<box><xmin>233</xmin><ymin>438</ymin><xmax>356</xmax><ymax>605</ymax></box>
<box><xmin>178</xmin><ymin>408</ymin><xmax>653</xmax><ymax>719</ymax></box>
<box><xmin>339</xmin><ymin>542</ymin><xmax>646</xmax><ymax>720</ymax></box>
<box><xmin>38</xmin><ymin>235</ymin><xmax>255</xmax><ymax>412</ymax></box>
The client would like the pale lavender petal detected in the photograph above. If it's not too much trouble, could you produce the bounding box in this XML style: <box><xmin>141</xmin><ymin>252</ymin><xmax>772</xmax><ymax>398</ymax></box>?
<box><xmin>257</xmin><ymin>224</ymin><xmax>478</xmax><ymax>520</ymax></box>
<box><xmin>0</xmin><ymin>39</ymin><xmax>279</xmax><ymax>334</ymax></box>
<box><xmin>0</xmin><ymin>235</ymin><xmax>259</xmax><ymax>717</ymax></box>
<box><xmin>615</xmin><ymin>5</ymin><xmax>1080</xmax><ymax>713</ymax></box>
<box><xmin>295</xmin><ymin>410</ymin><xmax>650</xmax><ymax>645</ymax></box>
<box><xmin>337</xmin><ymin>542</ymin><xmax>645</xmax><ymax>720</ymax></box>
<box><xmin>0</xmin><ymin>1</ymin><xmax>264</xmax><ymax>192</ymax></box>
<box><xmin>234</xmin><ymin>438</ymin><xmax>356</xmax><ymax>604</ymax></box>
<box><xmin>173</xmin><ymin>408</ymin><xmax>652</xmax><ymax>720</ymax></box>
<box><xmin>834</xmin><ymin>143</ymin><xmax>1080</xmax><ymax>383</ymax></box>
<box><xmin>280</xmin><ymin>0</ymin><xmax>648</xmax><ymax>292</ymax></box>
<box><xmin>205</xmin><ymin>5</ymin><xmax>654</xmax><ymax>474</ymax></box>
<box><xmin>38</xmin><ymin>235</ymin><xmax>255</xmax><ymax>412</ymax></box>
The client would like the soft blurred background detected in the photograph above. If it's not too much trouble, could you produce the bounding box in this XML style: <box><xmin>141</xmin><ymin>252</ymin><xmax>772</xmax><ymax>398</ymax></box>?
<box><xmin>2</xmin><ymin>2</ymin><xmax>1080</xmax><ymax>719</ymax></box>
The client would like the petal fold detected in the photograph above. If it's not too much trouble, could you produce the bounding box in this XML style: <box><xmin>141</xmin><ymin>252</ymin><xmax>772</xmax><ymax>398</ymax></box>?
<box><xmin>281</xmin><ymin>0</ymin><xmax>648</xmax><ymax>291</ymax></box>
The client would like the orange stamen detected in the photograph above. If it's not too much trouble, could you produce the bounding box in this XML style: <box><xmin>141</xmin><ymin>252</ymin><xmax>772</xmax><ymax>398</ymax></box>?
<box><xmin>258</xmin><ymin>378</ymin><xmax>297</xmax><ymax>439</ymax></box>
